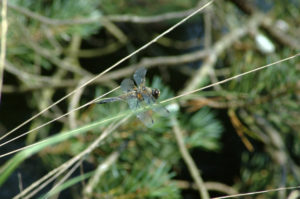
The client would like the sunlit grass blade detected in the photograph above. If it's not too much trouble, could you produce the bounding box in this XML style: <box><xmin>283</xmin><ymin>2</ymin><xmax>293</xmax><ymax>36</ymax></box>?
<box><xmin>38</xmin><ymin>171</ymin><xmax>94</xmax><ymax>199</ymax></box>
<box><xmin>0</xmin><ymin>110</ymin><xmax>129</xmax><ymax>186</ymax></box>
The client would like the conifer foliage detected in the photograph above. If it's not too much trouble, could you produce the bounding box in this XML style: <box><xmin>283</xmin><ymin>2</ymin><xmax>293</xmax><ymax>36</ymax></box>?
<box><xmin>0</xmin><ymin>0</ymin><xmax>299</xmax><ymax>198</ymax></box>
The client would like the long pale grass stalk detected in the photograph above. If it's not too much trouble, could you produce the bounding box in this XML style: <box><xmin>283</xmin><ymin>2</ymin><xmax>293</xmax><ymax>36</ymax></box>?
<box><xmin>0</xmin><ymin>0</ymin><xmax>8</xmax><ymax>100</ymax></box>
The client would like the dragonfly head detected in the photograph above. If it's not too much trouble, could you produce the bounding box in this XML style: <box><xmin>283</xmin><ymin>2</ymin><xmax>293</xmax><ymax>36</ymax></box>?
<box><xmin>152</xmin><ymin>88</ymin><xmax>160</xmax><ymax>99</ymax></box>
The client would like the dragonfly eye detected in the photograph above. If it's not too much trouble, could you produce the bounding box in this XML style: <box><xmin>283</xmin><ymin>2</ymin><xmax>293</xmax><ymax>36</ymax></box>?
<box><xmin>152</xmin><ymin>89</ymin><xmax>160</xmax><ymax>99</ymax></box>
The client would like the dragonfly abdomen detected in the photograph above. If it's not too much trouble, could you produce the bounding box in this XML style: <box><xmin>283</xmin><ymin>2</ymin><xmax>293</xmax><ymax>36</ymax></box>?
<box><xmin>98</xmin><ymin>97</ymin><xmax>122</xmax><ymax>104</ymax></box>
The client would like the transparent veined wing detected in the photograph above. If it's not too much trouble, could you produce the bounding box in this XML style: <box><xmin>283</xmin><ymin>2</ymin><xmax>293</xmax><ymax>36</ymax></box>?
<box><xmin>133</xmin><ymin>67</ymin><xmax>147</xmax><ymax>87</ymax></box>
<box><xmin>121</xmin><ymin>78</ymin><xmax>135</xmax><ymax>93</ymax></box>
<box><xmin>136</xmin><ymin>111</ymin><xmax>154</xmax><ymax>127</ymax></box>
<box><xmin>141</xmin><ymin>91</ymin><xmax>169</xmax><ymax>117</ymax></box>
<box><xmin>152</xmin><ymin>104</ymin><xmax>169</xmax><ymax>117</ymax></box>
<box><xmin>126</xmin><ymin>94</ymin><xmax>154</xmax><ymax>127</ymax></box>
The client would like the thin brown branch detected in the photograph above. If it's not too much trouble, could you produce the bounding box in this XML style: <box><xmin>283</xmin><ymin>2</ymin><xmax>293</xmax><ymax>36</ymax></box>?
<box><xmin>13</xmin><ymin>115</ymin><xmax>130</xmax><ymax>199</ymax></box>
<box><xmin>211</xmin><ymin>186</ymin><xmax>300</xmax><ymax>199</ymax></box>
<box><xmin>0</xmin><ymin>0</ymin><xmax>8</xmax><ymax>100</ymax></box>
<box><xmin>172</xmin><ymin>117</ymin><xmax>209</xmax><ymax>199</ymax></box>
<box><xmin>100</xmin><ymin>17</ymin><xmax>128</xmax><ymax>44</ymax></box>
<box><xmin>262</xmin><ymin>19</ymin><xmax>300</xmax><ymax>51</ymax></box>
<box><xmin>83</xmin><ymin>151</ymin><xmax>120</xmax><ymax>198</ymax></box>
<box><xmin>0</xmin><ymin>0</ymin><xmax>214</xmax><ymax>142</ymax></box>
<box><xmin>6</xmin><ymin>2</ymin><xmax>128</xmax><ymax>44</ymax></box>
<box><xmin>6</xmin><ymin>1</ymin><xmax>100</xmax><ymax>26</ymax></box>
<box><xmin>5</xmin><ymin>1</ymin><xmax>206</xmax><ymax>25</ymax></box>
<box><xmin>228</xmin><ymin>109</ymin><xmax>254</xmax><ymax>152</ymax></box>
<box><xmin>156</xmin><ymin>35</ymin><xmax>203</xmax><ymax>50</ymax></box>
<box><xmin>185</xmin><ymin>83</ymin><xmax>300</xmax><ymax>110</ymax></box>
<box><xmin>0</xmin><ymin>86</ymin><xmax>120</xmax><ymax>150</ymax></box>
<box><xmin>76</xmin><ymin>42</ymin><xmax>125</xmax><ymax>58</ymax></box>
<box><xmin>106</xmin><ymin>5</ymin><xmax>202</xmax><ymax>24</ymax></box>
<box><xmin>2</xmin><ymin>50</ymin><xmax>209</xmax><ymax>93</ymax></box>
<box><xmin>68</xmin><ymin>77</ymin><xmax>89</xmax><ymax>129</ymax></box>
<box><xmin>174</xmin><ymin>180</ymin><xmax>238</xmax><ymax>195</ymax></box>
<box><xmin>181</xmin><ymin>13</ymin><xmax>267</xmax><ymax>93</ymax></box>
<box><xmin>255</xmin><ymin>115</ymin><xmax>287</xmax><ymax>165</ymax></box>
<box><xmin>41</xmin><ymin>160</ymin><xmax>83</xmax><ymax>199</ymax></box>
<box><xmin>254</xmin><ymin>115</ymin><xmax>289</xmax><ymax>199</ymax></box>
<box><xmin>17</xmin><ymin>22</ymin><xmax>91</xmax><ymax>76</ymax></box>
<box><xmin>229</xmin><ymin>0</ymin><xmax>300</xmax><ymax>50</ymax></box>
<box><xmin>18</xmin><ymin>173</ymin><xmax>23</xmax><ymax>193</ymax></box>
<box><xmin>5</xmin><ymin>60</ymin><xmax>54</xmax><ymax>83</ymax></box>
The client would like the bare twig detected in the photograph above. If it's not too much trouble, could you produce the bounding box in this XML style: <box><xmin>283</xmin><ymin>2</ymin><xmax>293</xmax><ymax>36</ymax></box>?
<box><xmin>181</xmin><ymin>13</ymin><xmax>267</xmax><ymax>93</ymax></box>
<box><xmin>228</xmin><ymin>109</ymin><xmax>254</xmax><ymax>151</ymax></box>
<box><xmin>204</xmin><ymin>182</ymin><xmax>238</xmax><ymax>196</ymax></box>
<box><xmin>204</xmin><ymin>7</ymin><xmax>222</xmax><ymax>91</ymax></box>
<box><xmin>0</xmin><ymin>0</ymin><xmax>214</xmax><ymax>142</ymax></box>
<box><xmin>83</xmin><ymin>134</ymin><xmax>132</xmax><ymax>198</ymax></box>
<box><xmin>262</xmin><ymin>18</ymin><xmax>300</xmax><ymax>51</ymax></box>
<box><xmin>174</xmin><ymin>180</ymin><xmax>238</xmax><ymax>195</ymax></box>
<box><xmin>211</xmin><ymin>185</ymin><xmax>300</xmax><ymax>199</ymax></box>
<box><xmin>0</xmin><ymin>0</ymin><xmax>8</xmax><ymax>101</ymax></box>
<box><xmin>6</xmin><ymin>1</ymin><xmax>205</xmax><ymax>25</ymax></box>
<box><xmin>254</xmin><ymin>115</ymin><xmax>289</xmax><ymax>199</ymax></box>
<box><xmin>100</xmin><ymin>17</ymin><xmax>128</xmax><ymax>44</ymax></box>
<box><xmin>76</xmin><ymin>42</ymin><xmax>125</xmax><ymax>58</ymax></box>
<box><xmin>41</xmin><ymin>160</ymin><xmax>83</xmax><ymax>199</ymax></box>
<box><xmin>0</xmin><ymin>86</ymin><xmax>120</xmax><ymax>150</ymax></box>
<box><xmin>4</xmin><ymin>60</ymin><xmax>54</xmax><ymax>83</ymax></box>
<box><xmin>17</xmin><ymin>21</ymin><xmax>91</xmax><ymax>76</ymax></box>
<box><xmin>2</xmin><ymin>49</ymin><xmax>209</xmax><ymax>93</ymax></box>
<box><xmin>287</xmin><ymin>190</ymin><xmax>300</xmax><ymax>199</ymax></box>
<box><xmin>186</xmin><ymin>83</ymin><xmax>300</xmax><ymax>111</ymax></box>
<box><xmin>1</xmin><ymin>51</ymin><xmax>299</xmax><ymax>155</ymax></box>
<box><xmin>18</xmin><ymin>173</ymin><xmax>23</xmax><ymax>193</ymax></box>
<box><xmin>5</xmin><ymin>1</ymin><xmax>99</xmax><ymax>26</ymax></box>
<box><xmin>2</xmin><ymin>52</ymin><xmax>299</xmax><ymax>155</ymax></box>
<box><xmin>67</xmin><ymin>35</ymin><xmax>85</xmax><ymax>129</ymax></box>
<box><xmin>229</xmin><ymin>0</ymin><xmax>300</xmax><ymax>50</ymax></box>
<box><xmin>83</xmin><ymin>151</ymin><xmax>120</xmax><ymax>198</ymax></box>
<box><xmin>255</xmin><ymin>115</ymin><xmax>288</xmax><ymax>165</ymax></box>
<box><xmin>156</xmin><ymin>35</ymin><xmax>202</xmax><ymax>49</ymax></box>
<box><xmin>68</xmin><ymin>77</ymin><xmax>88</xmax><ymax>129</ymax></box>
<box><xmin>13</xmin><ymin>115</ymin><xmax>130</xmax><ymax>199</ymax></box>
<box><xmin>161</xmin><ymin>53</ymin><xmax>300</xmax><ymax>104</ymax></box>
<box><xmin>106</xmin><ymin>5</ymin><xmax>202</xmax><ymax>24</ymax></box>
<box><xmin>172</xmin><ymin>117</ymin><xmax>209</xmax><ymax>199</ymax></box>
<box><xmin>6</xmin><ymin>2</ymin><xmax>128</xmax><ymax>44</ymax></box>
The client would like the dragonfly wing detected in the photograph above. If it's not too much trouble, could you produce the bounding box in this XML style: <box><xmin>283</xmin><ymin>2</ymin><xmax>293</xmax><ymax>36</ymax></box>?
<box><xmin>152</xmin><ymin>105</ymin><xmax>169</xmax><ymax>117</ymax></box>
<box><xmin>141</xmin><ymin>92</ymin><xmax>169</xmax><ymax>117</ymax></box>
<box><xmin>133</xmin><ymin>67</ymin><xmax>147</xmax><ymax>87</ymax></box>
<box><xmin>121</xmin><ymin>79</ymin><xmax>135</xmax><ymax>93</ymax></box>
<box><xmin>136</xmin><ymin>111</ymin><xmax>154</xmax><ymax>127</ymax></box>
<box><xmin>127</xmin><ymin>95</ymin><xmax>140</xmax><ymax>110</ymax></box>
<box><xmin>127</xmin><ymin>95</ymin><xmax>154</xmax><ymax>127</ymax></box>
<box><xmin>141</xmin><ymin>92</ymin><xmax>154</xmax><ymax>105</ymax></box>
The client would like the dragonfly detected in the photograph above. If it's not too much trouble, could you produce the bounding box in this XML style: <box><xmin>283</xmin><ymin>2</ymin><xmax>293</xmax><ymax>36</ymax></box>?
<box><xmin>98</xmin><ymin>67</ymin><xmax>169</xmax><ymax>127</ymax></box>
